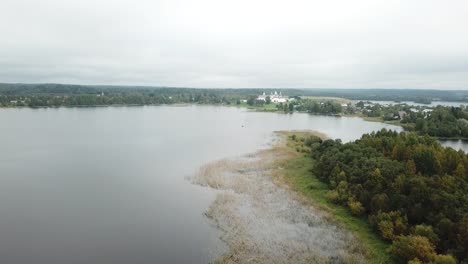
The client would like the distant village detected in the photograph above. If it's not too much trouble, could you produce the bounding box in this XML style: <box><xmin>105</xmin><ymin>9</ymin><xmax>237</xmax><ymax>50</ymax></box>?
<box><xmin>355</xmin><ymin>101</ymin><xmax>434</xmax><ymax>120</ymax></box>
<box><xmin>254</xmin><ymin>91</ymin><xmax>439</xmax><ymax>120</ymax></box>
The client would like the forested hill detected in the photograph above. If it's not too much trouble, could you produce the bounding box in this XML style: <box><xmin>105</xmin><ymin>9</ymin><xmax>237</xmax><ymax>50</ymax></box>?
<box><xmin>303</xmin><ymin>129</ymin><xmax>468</xmax><ymax>263</ymax></box>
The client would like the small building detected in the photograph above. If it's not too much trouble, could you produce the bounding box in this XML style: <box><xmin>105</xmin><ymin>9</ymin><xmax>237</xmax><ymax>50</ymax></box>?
<box><xmin>257</xmin><ymin>92</ymin><xmax>267</xmax><ymax>102</ymax></box>
<box><xmin>396</xmin><ymin>111</ymin><xmax>407</xmax><ymax>120</ymax></box>
<box><xmin>257</xmin><ymin>91</ymin><xmax>288</xmax><ymax>103</ymax></box>
<box><xmin>423</xmin><ymin>109</ymin><xmax>433</xmax><ymax>117</ymax></box>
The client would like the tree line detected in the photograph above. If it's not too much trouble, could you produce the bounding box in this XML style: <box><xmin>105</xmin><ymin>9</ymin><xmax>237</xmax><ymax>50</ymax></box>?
<box><xmin>295</xmin><ymin>129</ymin><xmax>467</xmax><ymax>263</ymax></box>
<box><xmin>295</xmin><ymin>99</ymin><xmax>344</xmax><ymax>114</ymax></box>
<box><xmin>2</xmin><ymin>83</ymin><xmax>468</xmax><ymax>106</ymax></box>
<box><xmin>358</xmin><ymin>101</ymin><xmax>468</xmax><ymax>139</ymax></box>
<box><xmin>0</xmin><ymin>83</ymin><xmax>311</xmax><ymax>107</ymax></box>
<box><xmin>404</xmin><ymin>107</ymin><xmax>468</xmax><ymax>139</ymax></box>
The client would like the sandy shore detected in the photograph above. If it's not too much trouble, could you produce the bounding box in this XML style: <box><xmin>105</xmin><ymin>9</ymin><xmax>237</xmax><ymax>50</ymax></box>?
<box><xmin>192</xmin><ymin>132</ymin><xmax>366</xmax><ymax>264</ymax></box>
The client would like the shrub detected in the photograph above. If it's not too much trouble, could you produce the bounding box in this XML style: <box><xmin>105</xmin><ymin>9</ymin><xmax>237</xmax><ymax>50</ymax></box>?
<box><xmin>304</xmin><ymin>135</ymin><xmax>322</xmax><ymax>147</ymax></box>
<box><xmin>336</xmin><ymin>180</ymin><xmax>349</xmax><ymax>203</ymax></box>
<box><xmin>378</xmin><ymin>220</ymin><xmax>395</xmax><ymax>241</ymax></box>
<box><xmin>369</xmin><ymin>211</ymin><xmax>408</xmax><ymax>241</ymax></box>
<box><xmin>348</xmin><ymin>198</ymin><xmax>365</xmax><ymax>216</ymax></box>
<box><xmin>370</xmin><ymin>193</ymin><xmax>390</xmax><ymax>213</ymax></box>
<box><xmin>407</xmin><ymin>259</ymin><xmax>422</xmax><ymax>264</ymax></box>
<box><xmin>433</xmin><ymin>254</ymin><xmax>457</xmax><ymax>264</ymax></box>
<box><xmin>389</xmin><ymin>235</ymin><xmax>436</xmax><ymax>263</ymax></box>
<box><xmin>325</xmin><ymin>190</ymin><xmax>340</xmax><ymax>203</ymax></box>
<box><xmin>412</xmin><ymin>224</ymin><xmax>439</xmax><ymax>246</ymax></box>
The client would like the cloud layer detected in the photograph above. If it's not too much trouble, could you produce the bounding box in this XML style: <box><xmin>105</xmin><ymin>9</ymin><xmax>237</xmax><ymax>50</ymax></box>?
<box><xmin>1</xmin><ymin>0</ymin><xmax>468</xmax><ymax>89</ymax></box>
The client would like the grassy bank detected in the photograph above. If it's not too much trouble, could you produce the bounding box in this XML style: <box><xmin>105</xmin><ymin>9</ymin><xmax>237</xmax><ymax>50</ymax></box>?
<box><xmin>273</xmin><ymin>131</ymin><xmax>394</xmax><ymax>264</ymax></box>
<box><xmin>235</xmin><ymin>102</ymin><xmax>281</xmax><ymax>112</ymax></box>
<box><xmin>361</xmin><ymin>115</ymin><xmax>384</xmax><ymax>123</ymax></box>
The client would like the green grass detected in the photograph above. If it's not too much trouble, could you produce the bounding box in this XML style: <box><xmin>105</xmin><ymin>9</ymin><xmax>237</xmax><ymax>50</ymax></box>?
<box><xmin>385</xmin><ymin>120</ymin><xmax>415</xmax><ymax>130</ymax></box>
<box><xmin>363</xmin><ymin>117</ymin><xmax>385</xmax><ymax>122</ymax></box>
<box><xmin>279</xmin><ymin>137</ymin><xmax>394</xmax><ymax>264</ymax></box>
<box><xmin>235</xmin><ymin>102</ymin><xmax>281</xmax><ymax>112</ymax></box>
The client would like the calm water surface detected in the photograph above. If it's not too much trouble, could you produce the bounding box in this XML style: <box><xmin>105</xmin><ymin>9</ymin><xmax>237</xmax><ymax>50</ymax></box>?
<box><xmin>440</xmin><ymin>139</ymin><xmax>468</xmax><ymax>152</ymax></box>
<box><xmin>0</xmin><ymin>105</ymin><xmax>403</xmax><ymax>264</ymax></box>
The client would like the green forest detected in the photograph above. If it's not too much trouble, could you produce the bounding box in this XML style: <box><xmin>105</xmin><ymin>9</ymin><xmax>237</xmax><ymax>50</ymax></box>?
<box><xmin>1</xmin><ymin>83</ymin><xmax>468</xmax><ymax>107</ymax></box>
<box><xmin>296</xmin><ymin>129</ymin><xmax>467</xmax><ymax>263</ymax></box>
<box><xmin>403</xmin><ymin>107</ymin><xmax>468</xmax><ymax>139</ymax></box>
<box><xmin>295</xmin><ymin>99</ymin><xmax>344</xmax><ymax>114</ymax></box>
<box><xmin>358</xmin><ymin>102</ymin><xmax>468</xmax><ymax>139</ymax></box>
<box><xmin>0</xmin><ymin>84</ymin><xmax>264</xmax><ymax>107</ymax></box>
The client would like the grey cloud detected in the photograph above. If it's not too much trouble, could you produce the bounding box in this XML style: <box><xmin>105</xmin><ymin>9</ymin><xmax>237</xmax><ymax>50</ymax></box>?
<box><xmin>1</xmin><ymin>0</ymin><xmax>468</xmax><ymax>89</ymax></box>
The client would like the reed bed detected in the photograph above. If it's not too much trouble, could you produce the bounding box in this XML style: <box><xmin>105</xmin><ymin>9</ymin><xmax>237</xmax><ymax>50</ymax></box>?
<box><xmin>192</xmin><ymin>132</ymin><xmax>366</xmax><ymax>264</ymax></box>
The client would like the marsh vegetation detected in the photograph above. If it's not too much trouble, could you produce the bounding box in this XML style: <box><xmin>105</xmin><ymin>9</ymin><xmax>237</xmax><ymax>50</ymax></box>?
<box><xmin>193</xmin><ymin>132</ymin><xmax>367</xmax><ymax>263</ymax></box>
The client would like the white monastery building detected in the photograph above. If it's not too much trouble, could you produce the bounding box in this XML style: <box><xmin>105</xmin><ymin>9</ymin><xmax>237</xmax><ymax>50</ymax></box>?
<box><xmin>257</xmin><ymin>91</ymin><xmax>288</xmax><ymax>103</ymax></box>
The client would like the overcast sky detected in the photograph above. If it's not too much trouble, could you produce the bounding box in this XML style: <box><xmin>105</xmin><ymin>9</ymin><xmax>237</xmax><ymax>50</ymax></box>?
<box><xmin>1</xmin><ymin>0</ymin><xmax>468</xmax><ymax>89</ymax></box>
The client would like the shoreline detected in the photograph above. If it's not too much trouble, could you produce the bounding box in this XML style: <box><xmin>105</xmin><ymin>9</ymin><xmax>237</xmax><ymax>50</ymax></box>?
<box><xmin>192</xmin><ymin>130</ymin><xmax>372</xmax><ymax>263</ymax></box>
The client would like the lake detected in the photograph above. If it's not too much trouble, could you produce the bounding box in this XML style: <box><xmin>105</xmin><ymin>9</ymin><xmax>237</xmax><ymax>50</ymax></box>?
<box><xmin>439</xmin><ymin>139</ymin><xmax>468</xmax><ymax>152</ymax></box>
<box><xmin>0</xmin><ymin>105</ymin><xmax>405</xmax><ymax>263</ymax></box>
